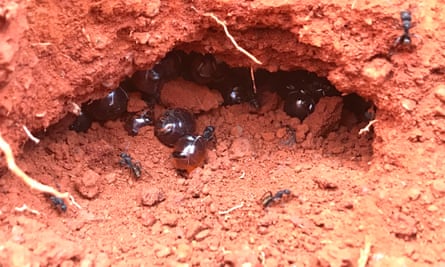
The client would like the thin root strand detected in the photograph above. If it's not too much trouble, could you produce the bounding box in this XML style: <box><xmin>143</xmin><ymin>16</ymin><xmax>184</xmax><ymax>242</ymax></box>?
<box><xmin>359</xmin><ymin>120</ymin><xmax>378</xmax><ymax>135</ymax></box>
<box><xmin>0</xmin><ymin>133</ymin><xmax>81</xmax><ymax>209</ymax></box>
<box><xmin>218</xmin><ymin>202</ymin><xmax>244</xmax><ymax>215</ymax></box>
<box><xmin>191</xmin><ymin>6</ymin><xmax>262</xmax><ymax>65</ymax></box>
<box><xmin>14</xmin><ymin>204</ymin><xmax>41</xmax><ymax>215</ymax></box>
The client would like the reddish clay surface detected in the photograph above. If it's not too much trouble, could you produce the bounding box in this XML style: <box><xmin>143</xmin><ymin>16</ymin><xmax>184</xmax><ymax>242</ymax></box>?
<box><xmin>1</xmin><ymin>0</ymin><xmax>445</xmax><ymax>266</ymax></box>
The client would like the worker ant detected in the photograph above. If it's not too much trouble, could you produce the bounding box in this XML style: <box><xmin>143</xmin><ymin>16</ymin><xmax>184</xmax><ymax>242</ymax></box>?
<box><xmin>390</xmin><ymin>10</ymin><xmax>421</xmax><ymax>55</ymax></box>
<box><xmin>394</xmin><ymin>11</ymin><xmax>413</xmax><ymax>46</ymax></box>
<box><xmin>49</xmin><ymin>196</ymin><xmax>67</xmax><ymax>212</ymax></box>
<box><xmin>261</xmin><ymin>189</ymin><xmax>291</xmax><ymax>208</ymax></box>
<box><xmin>119</xmin><ymin>152</ymin><xmax>142</xmax><ymax>179</ymax></box>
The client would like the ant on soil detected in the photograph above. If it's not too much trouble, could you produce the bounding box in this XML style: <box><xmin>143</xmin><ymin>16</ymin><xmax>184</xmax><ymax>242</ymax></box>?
<box><xmin>49</xmin><ymin>196</ymin><xmax>67</xmax><ymax>212</ymax></box>
<box><xmin>45</xmin><ymin>179</ymin><xmax>67</xmax><ymax>212</ymax></box>
<box><xmin>389</xmin><ymin>10</ymin><xmax>421</xmax><ymax>55</ymax></box>
<box><xmin>119</xmin><ymin>152</ymin><xmax>142</xmax><ymax>179</ymax></box>
<box><xmin>280</xmin><ymin>125</ymin><xmax>296</xmax><ymax>146</ymax></box>
<box><xmin>261</xmin><ymin>189</ymin><xmax>291</xmax><ymax>208</ymax></box>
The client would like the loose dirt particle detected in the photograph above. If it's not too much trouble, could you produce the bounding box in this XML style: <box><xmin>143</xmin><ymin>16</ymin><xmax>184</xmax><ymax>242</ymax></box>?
<box><xmin>154</xmin><ymin>244</ymin><xmax>172</xmax><ymax>258</ymax></box>
<box><xmin>275</xmin><ymin>127</ymin><xmax>287</xmax><ymax>139</ymax></box>
<box><xmin>140</xmin><ymin>187</ymin><xmax>165</xmax><ymax>206</ymax></box>
<box><xmin>313</xmin><ymin>177</ymin><xmax>338</xmax><ymax>190</ymax></box>
<box><xmin>175</xmin><ymin>243</ymin><xmax>192</xmax><ymax>262</ymax></box>
<box><xmin>159</xmin><ymin>213</ymin><xmax>178</xmax><ymax>227</ymax></box>
<box><xmin>431</xmin><ymin>180</ymin><xmax>445</xmax><ymax>197</ymax></box>
<box><xmin>185</xmin><ymin>220</ymin><xmax>208</xmax><ymax>240</ymax></box>
<box><xmin>194</xmin><ymin>229</ymin><xmax>211</xmax><ymax>241</ymax></box>
<box><xmin>401</xmin><ymin>98</ymin><xmax>416</xmax><ymax>111</ymax></box>
<box><xmin>261</xmin><ymin>131</ymin><xmax>275</xmax><ymax>141</ymax></box>
<box><xmin>75</xmin><ymin>169</ymin><xmax>101</xmax><ymax>199</ymax></box>
<box><xmin>229</xmin><ymin>137</ymin><xmax>254</xmax><ymax>159</ymax></box>
<box><xmin>140</xmin><ymin>211</ymin><xmax>157</xmax><ymax>227</ymax></box>
<box><xmin>407</xmin><ymin>187</ymin><xmax>421</xmax><ymax>201</ymax></box>
<box><xmin>295</xmin><ymin>124</ymin><xmax>310</xmax><ymax>143</ymax></box>
<box><xmin>427</xmin><ymin>205</ymin><xmax>438</xmax><ymax>212</ymax></box>
<box><xmin>434</xmin><ymin>84</ymin><xmax>445</xmax><ymax>103</ymax></box>
<box><xmin>361</xmin><ymin>58</ymin><xmax>392</xmax><ymax>83</ymax></box>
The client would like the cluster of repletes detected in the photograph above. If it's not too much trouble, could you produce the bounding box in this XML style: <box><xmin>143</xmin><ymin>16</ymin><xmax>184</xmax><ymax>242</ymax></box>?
<box><xmin>154</xmin><ymin>108</ymin><xmax>215</xmax><ymax>175</ymax></box>
<box><xmin>69</xmin><ymin>50</ymin><xmax>347</xmax><ymax>173</ymax></box>
<box><xmin>70</xmin><ymin>51</ymin><xmax>342</xmax><ymax>134</ymax></box>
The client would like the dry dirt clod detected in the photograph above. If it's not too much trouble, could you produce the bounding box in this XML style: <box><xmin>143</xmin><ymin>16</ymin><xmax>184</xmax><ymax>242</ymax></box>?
<box><xmin>140</xmin><ymin>211</ymin><xmax>157</xmax><ymax>227</ymax></box>
<box><xmin>160</xmin><ymin>79</ymin><xmax>223</xmax><ymax>113</ymax></box>
<box><xmin>390</xmin><ymin>212</ymin><xmax>418</xmax><ymax>241</ymax></box>
<box><xmin>361</xmin><ymin>58</ymin><xmax>393</xmax><ymax>84</ymax></box>
<box><xmin>140</xmin><ymin>187</ymin><xmax>165</xmax><ymax>206</ymax></box>
<box><xmin>75</xmin><ymin>169</ymin><xmax>101</xmax><ymax>199</ymax></box>
<box><xmin>304</xmin><ymin>96</ymin><xmax>343</xmax><ymax>137</ymax></box>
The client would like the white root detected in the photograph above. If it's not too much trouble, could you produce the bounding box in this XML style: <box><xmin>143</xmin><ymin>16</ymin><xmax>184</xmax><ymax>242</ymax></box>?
<box><xmin>22</xmin><ymin>125</ymin><xmax>40</xmax><ymax>144</ymax></box>
<box><xmin>191</xmin><ymin>6</ymin><xmax>262</xmax><ymax>65</ymax></box>
<box><xmin>359</xmin><ymin>120</ymin><xmax>378</xmax><ymax>135</ymax></box>
<box><xmin>218</xmin><ymin>202</ymin><xmax>244</xmax><ymax>215</ymax></box>
<box><xmin>0</xmin><ymin>133</ymin><xmax>81</xmax><ymax>209</ymax></box>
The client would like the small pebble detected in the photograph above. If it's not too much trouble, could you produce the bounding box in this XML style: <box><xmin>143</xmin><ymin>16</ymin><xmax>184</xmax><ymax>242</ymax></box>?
<box><xmin>155</xmin><ymin>245</ymin><xmax>172</xmax><ymax>258</ymax></box>
<box><xmin>261</xmin><ymin>132</ymin><xmax>275</xmax><ymax>141</ymax></box>
<box><xmin>275</xmin><ymin>127</ymin><xmax>287</xmax><ymax>138</ymax></box>
<box><xmin>431</xmin><ymin>180</ymin><xmax>445</xmax><ymax>197</ymax></box>
<box><xmin>427</xmin><ymin>205</ymin><xmax>438</xmax><ymax>212</ymax></box>
<box><xmin>407</xmin><ymin>187</ymin><xmax>421</xmax><ymax>201</ymax></box>
<box><xmin>141</xmin><ymin>187</ymin><xmax>165</xmax><ymax>206</ymax></box>
<box><xmin>194</xmin><ymin>229</ymin><xmax>211</xmax><ymax>241</ymax></box>
<box><xmin>176</xmin><ymin>243</ymin><xmax>192</xmax><ymax>262</ymax></box>
<box><xmin>401</xmin><ymin>99</ymin><xmax>416</xmax><ymax>111</ymax></box>
<box><xmin>160</xmin><ymin>214</ymin><xmax>178</xmax><ymax>227</ymax></box>
<box><xmin>434</xmin><ymin>84</ymin><xmax>445</xmax><ymax>103</ymax></box>
<box><xmin>141</xmin><ymin>211</ymin><xmax>157</xmax><ymax>227</ymax></box>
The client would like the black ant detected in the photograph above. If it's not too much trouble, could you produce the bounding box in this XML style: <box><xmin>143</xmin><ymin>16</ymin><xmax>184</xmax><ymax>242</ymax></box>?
<box><xmin>389</xmin><ymin>10</ymin><xmax>422</xmax><ymax>56</ymax></box>
<box><xmin>119</xmin><ymin>152</ymin><xmax>142</xmax><ymax>179</ymax></box>
<box><xmin>49</xmin><ymin>196</ymin><xmax>67</xmax><ymax>212</ymax></box>
<box><xmin>394</xmin><ymin>10</ymin><xmax>413</xmax><ymax>47</ymax></box>
<box><xmin>261</xmin><ymin>189</ymin><xmax>291</xmax><ymax>208</ymax></box>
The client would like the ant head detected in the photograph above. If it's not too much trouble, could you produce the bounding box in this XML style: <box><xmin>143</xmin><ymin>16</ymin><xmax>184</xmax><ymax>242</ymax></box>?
<box><xmin>400</xmin><ymin>10</ymin><xmax>412</xmax><ymax>21</ymax></box>
<box><xmin>202</xmin><ymin>126</ymin><xmax>215</xmax><ymax>140</ymax></box>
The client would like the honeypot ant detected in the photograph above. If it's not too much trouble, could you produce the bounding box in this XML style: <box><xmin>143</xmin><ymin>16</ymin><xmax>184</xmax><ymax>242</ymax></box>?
<box><xmin>119</xmin><ymin>152</ymin><xmax>142</xmax><ymax>179</ymax></box>
<box><xmin>261</xmin><ymin>189</ymin><xmax>291</xmax><ymax>208</ymax></box>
